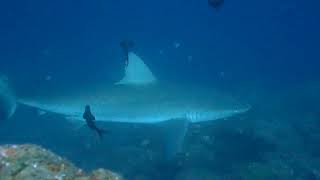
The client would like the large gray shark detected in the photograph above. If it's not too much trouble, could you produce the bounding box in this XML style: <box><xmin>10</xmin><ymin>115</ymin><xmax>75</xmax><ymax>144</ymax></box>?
<box><xmin>1</xmin><ymin>52</ymin><xmax>250</xmax><ymax>157</ymax></box>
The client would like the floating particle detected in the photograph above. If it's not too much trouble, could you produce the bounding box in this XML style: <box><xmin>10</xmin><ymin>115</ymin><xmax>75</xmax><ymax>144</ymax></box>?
<box><xmin>141</xmin><ymin>139</ymin><xmax>150</xmax><ymax>147</ymax></box>
<box><xmin>208</xmin><ymin>0</ymin><xmax>224</xmax><ymax>10</ymax></box>
<box><xmin>45</xmin><ymin>75</ymin><xmax>52</xmax><ymax>81</ymax></box>
<box><xmin>42</xmin><ymin>49</ymin><xmax>50</xmax><ymax>55</ymax></box>
<box><xmin>32</xmin><ymin>163</ymin><xmax>38</xmax><ymax>168</ymax></box>
<box><xmin>173</xmin><ymin>42</ymin><xmax>181</xmax><ymax>48</ymax></box>
<box><xmin>219</xmin><ymin>71</ymin><xmax>225</xmax><ymax>78</ymax></box>
<box><xmin>187</xmin><ymin>55</ymin><xmax>193</xmax><ymax>63</ymax></box>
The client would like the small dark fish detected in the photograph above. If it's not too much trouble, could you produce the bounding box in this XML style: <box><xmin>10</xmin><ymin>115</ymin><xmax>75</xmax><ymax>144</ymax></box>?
<box><xmin>208</xmin><ymin>0</ymin><xmax>224</xmax><ymax>10</ymax></box>
<box><xmin>83</xmin><ymin>105</ymin><xmax>108</xmax><ymax>139</ymax></box>
<box><xmin>120</xmin><ymin>40</ymin><xmax>134</xmax><ymax>67</ymax></box>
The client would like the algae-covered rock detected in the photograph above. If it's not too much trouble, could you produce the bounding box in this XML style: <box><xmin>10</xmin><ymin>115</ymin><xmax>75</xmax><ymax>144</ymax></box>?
<box><xmin>240</xmin><ymin>161</ymin><xmax>294</xmax><ymax>180</ymax></box>
<box><xmin>90</xmin><ymin>168</ymin><xmax>122</xmax><ymax>180</ymax></box>
<box><xmin>0</xmin><ymin>144</ymin><xmax>122</xmax><ymax>180</ymax></box>
<box><xmin>174</xmin><ymin>168</ymin><xmax>220</xmax><ymax>180</ymax></box>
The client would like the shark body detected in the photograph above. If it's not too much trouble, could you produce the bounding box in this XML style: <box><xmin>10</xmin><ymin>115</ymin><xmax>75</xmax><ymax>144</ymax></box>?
<box><xmin>6</xmin><ymin>52</ymin><xmax>250</xmax><ymax>157</ymax></box>
<box><xmin>19</xmin><ymin>52</ymin><xmax>249</xmax><ymax>124</ymax></box>
<box><xmin>20</xmin><ymin>83</ymin><xmax>249</xmax><ymax>124</ymax></box>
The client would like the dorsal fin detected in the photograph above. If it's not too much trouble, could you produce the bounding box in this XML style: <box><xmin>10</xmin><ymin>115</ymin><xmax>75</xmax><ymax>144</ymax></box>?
<box><xmin>116</xmin><ymin>52</ymin><xmax>157</xmax><ymax>85</ymax></box>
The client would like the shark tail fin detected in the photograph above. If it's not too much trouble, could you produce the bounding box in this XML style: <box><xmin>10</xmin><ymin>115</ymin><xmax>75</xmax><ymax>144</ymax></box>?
<box><xmin>0</xmin><ymin>75</ymin><xmax>16</xmax><ymax>120</ymax></box>
<box><xmin>160</xmin><ymin>119</ymin><xmax>190</xmax><ymax>159</ymax></box>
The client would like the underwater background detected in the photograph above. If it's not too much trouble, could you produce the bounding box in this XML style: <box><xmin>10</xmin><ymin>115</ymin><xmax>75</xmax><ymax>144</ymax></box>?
<box><xmin>0</xmin><ymin>0</ymin><xmax>320</xmax><ymax>179</ymax></box>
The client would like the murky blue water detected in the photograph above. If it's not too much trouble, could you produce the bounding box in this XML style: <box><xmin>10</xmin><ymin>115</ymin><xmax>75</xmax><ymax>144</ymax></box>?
<box><xmin>0</xmin><ymin>0</ymin><xmax>319</xmax><ymax>179</ymax></box>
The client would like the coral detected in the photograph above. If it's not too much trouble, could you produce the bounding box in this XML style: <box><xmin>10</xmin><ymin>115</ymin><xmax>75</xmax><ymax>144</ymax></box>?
<box><xmin>0</xmin><ymin>144</ymin><xmax>122</xmax><ymax>180</ymax></box>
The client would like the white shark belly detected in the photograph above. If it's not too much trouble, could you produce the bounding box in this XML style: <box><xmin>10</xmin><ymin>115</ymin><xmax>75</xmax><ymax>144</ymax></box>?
<box><xmin>20</xmin><ymin>101</ymin><xmax>184</xmax><ymax>123</ymax></box>
<box><xmin>19</xmin><ymin>98</ymin><xmax>249</xmax><ymax>124</ymax></box>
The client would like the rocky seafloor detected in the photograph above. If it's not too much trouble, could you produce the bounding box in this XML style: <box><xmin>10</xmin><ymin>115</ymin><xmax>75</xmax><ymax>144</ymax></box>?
<box><xmin>0</xmin><ymin>144</ymin><xmax>122</xmax><ymax>180</ymax></box>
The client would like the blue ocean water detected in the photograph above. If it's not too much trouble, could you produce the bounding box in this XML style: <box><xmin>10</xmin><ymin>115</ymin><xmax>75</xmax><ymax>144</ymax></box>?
<box><xmin>0</xmin><ymin>0</ymin><xmax>320</xmax><ymax>179</ymax></box>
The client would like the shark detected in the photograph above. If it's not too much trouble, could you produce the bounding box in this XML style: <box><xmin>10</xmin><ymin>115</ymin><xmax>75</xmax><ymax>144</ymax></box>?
<box><xmin>0</xmin><ymin>52</ymin><xmax>250</xmax><ymax>157</ymax></box>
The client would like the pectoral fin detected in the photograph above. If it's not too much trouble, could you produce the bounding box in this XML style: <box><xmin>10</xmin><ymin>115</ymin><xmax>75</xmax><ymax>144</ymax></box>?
<box><xmin>159</xmin><ymin>119</ymin><xmax>190</xmax><ymax>159</ymax></box>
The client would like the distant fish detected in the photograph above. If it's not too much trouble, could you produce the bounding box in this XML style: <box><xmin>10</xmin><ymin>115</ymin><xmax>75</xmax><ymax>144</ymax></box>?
<box><xmin>83</xmin><ymin>105</ymin><xmax>108</xmax><ymax>140</ymax></box>
<box><xmin>208</xmin><ymin>0</ymin><xmax>224</xmax><ymax>10</ymax></box>
<box><xmin>173</xmin><ymin>41</ymin><xmax>181</xmax><ymax>48</ymax></box>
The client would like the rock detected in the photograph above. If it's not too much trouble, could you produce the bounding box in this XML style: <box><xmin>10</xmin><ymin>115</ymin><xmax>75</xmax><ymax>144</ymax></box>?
<box><xmin>0</xmin><ymin>144</ymin><xmax>122</xmax><ymax>180</ymax></box>
<box><xmin>90</xmin><ymin>168</ymin><xmax>122</xmax><ymax>180</ymax></box>
<box><xmin>239</xmin><ymin>161</ymin><xmax>294</xmax><ymax>180</ymax></box>
<box><xmin>174</xmin><ymin>168</ymin><xmax>219</xmax><ymax>180</ymax></box>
